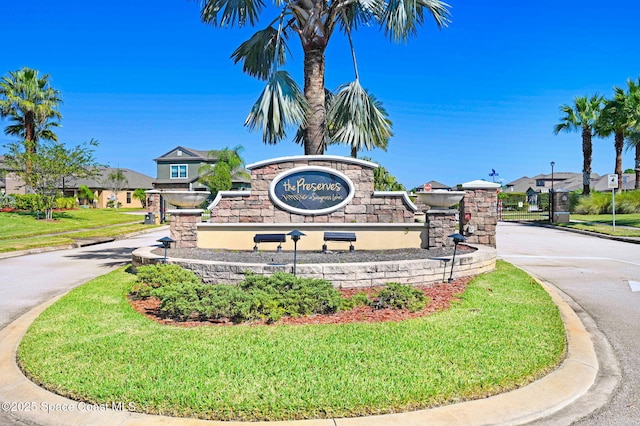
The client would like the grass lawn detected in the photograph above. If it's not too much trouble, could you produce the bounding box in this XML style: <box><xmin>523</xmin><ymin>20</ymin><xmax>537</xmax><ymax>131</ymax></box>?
<box><xmin>0</xmin><ymin>209</ymin><xmax>162</xmax><ymax>253</ymax></box>
<box><xmin>561</xmin><ymin>214</ymin><xmax>640</xmax><ymax>237</ymax></box>
<box><xmin>18</xmin><ymin>261</ymin><xmax>566</xmax><ymax>421</ymax></box>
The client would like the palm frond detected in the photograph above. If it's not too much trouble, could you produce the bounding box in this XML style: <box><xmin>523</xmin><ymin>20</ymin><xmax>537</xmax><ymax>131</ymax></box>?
<box><xmin>328</xmin><ymin>80</ymin><xmax>392</xmax><ymax>154</ymax></box>
<box><xmin>199</xmin><ymin>0</ymin><xmax>265</xmax><ymax>28</ymax></box>
<box><xmin>231</xmin><ymin>26</ymin><xmax>288</xmax><ymax>80</ymax></box>
<box><xmin>245</xmin><ymin>70</ymin><xmax>308</xmax><ymax>144</ymax></box>
<box><xmin>381</xmin><ymin>0</ymin><xmax>450</xmax><ymax>42</ymax></box>
<box><xmin>336</xmin><ymin>0</ymin><xmax>383</xmax><ymax>31</ymax></box>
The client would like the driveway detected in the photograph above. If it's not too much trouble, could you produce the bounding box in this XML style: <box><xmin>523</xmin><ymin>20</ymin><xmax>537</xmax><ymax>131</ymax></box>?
<box><xmin>497</xmin><ymin>221</ymin><xmax>640</xmax><ymax>425</ymax></box>
<box><xmin>0</xmin><ymin>229</ymin><xmax>169</xmax><ymax>331</ymax></box>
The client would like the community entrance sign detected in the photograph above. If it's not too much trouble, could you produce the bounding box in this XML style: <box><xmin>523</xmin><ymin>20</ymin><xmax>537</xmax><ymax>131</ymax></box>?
<box><xmin>270</xmin><ymin>166</ymin><xmax>354</xmax><ymax>215</ymax></box>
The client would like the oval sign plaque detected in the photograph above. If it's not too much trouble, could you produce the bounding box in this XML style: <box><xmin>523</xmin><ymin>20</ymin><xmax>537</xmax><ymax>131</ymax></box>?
<box><xmin>270</xmin><ymin>166</ymin><xmax>355</xmax><ymax>215</ymax></box>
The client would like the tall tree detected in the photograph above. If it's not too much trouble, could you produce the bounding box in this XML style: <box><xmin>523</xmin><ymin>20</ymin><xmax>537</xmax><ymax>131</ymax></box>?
<box><xmin>553</xmin><ymin>94</ymin><xmax>603</xmax><ymax>195</ymax></box>
<box><xmin>4</xmin><ymin>139</ymin><xmax>99</xmax><ymax>219</ymax></box>
<box><xmin>599</xmin><ymin>78</ymin><xmax>640</xmax><ymax>191</ymax></box>
<box><xmin>194</xmin><ymin>0</ymin><xmax>450</xmax><ymax>155</ymax></box>
<box><xmin>0</xmin><ymin>67</ymin><xmax>62</xmax><ymax>176</ymax></box>
<box><xmin>625</xmin><ymin>130</ymin><xmax>640</xmax><ymax>189</ymax></box>
<box><xmin>198</xmin><ymin>146</ymin><xmax>250</xmax><ymax>197</ymax></box>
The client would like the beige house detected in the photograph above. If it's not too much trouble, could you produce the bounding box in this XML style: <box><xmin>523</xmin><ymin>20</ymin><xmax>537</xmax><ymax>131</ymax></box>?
<box><xmin>0</xmin><ymin>156</ymin><xmax>153</xmax><ymax>208</ymax></box>
<box><xmin>64</xmin><ymin>167</ymin><xmax>154</xmax><ymax>208</ymax></box>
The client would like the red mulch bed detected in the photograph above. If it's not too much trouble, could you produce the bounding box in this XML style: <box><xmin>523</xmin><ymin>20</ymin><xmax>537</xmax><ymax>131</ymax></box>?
<box><xmin>128</xmin><ymin>277</ymin><xmax>471</xmax><ymax>327</ymax></box>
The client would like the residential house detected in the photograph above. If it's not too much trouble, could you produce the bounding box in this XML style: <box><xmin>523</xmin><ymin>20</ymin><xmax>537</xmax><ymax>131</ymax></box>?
<box><xmin>64</xmin><ymin>167</ymin><xmax>154</xmax><ymax>208</ymax></box>
<box><xmin>411</xmin><ymin>180</ymin><xmax>452</xmax><ymax>192</ymax></box>
<box><xmin>0</xmin><ymin>154</ymin><xmax>153</xmax><ymax>208</ymax></box>
<box><xmin>0</xmin><ymin>155</ymin><xmax>26</xmax><ymax>195</ymax></box>
<box><xmin>152</xmin><ymin>146</ymin><xmax>251</xmax><ymax>192</ymax></box>
<box><xmin>505</xmin><ymin>172</ymin><xmax>638</xmax><ymax>200</ymax></box>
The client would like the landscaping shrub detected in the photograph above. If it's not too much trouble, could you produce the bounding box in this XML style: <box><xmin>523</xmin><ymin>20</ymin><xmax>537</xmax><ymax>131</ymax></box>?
<box><xmin>151</xmin><ymin>281</ymin><xmax>253</xmax><ymax>322</ymax></box>
<box><xmin>372</xmin><ymin>282</ymin><xmax>428</xmax><ymax>312</ymax></box>
<box><xmin>131</xmin><ymin>266</ymin><xmax>433</xmax><ymax>323</ymax></box>
<box><xmin>0</xmin><ymin>193</ymin><xmax>15</xmax><ymax>209</ymax></box>
<box><xmin>132</xmin><ymin>267</ymin><xmax>342</xmax><ymax>323</ymax></box>
<box><xmin>54</xmin><ymin>197</ymin><xmax>76</xmax><ymax>209</ymax></box>
<box><xmin>239</xmin><ymin>272</ymin><xmax>343</xmax><ymax>319</ymax></box>
<box><xmin>573</xmin><ymin>192</ymin><xmax>611</xmax><ymax>214</ymax></box>
<box><xmin>13</xmin><ymin>194</ymin><xmax>44</xmax><ymax>212</ymax></box>
<box><xmin>131</xmin><ymin>264</ymin><xmax>201</xmax><ymax>299</ymax></box>
<box><xmin>616</xmin><ymin>190</ymin><xmax>640</xmax><ymax>214</ymax></box>
<box><xmin>342</xmin><ymin>291</ymin><xmax>371</xmax><ymax>310</ymax></box>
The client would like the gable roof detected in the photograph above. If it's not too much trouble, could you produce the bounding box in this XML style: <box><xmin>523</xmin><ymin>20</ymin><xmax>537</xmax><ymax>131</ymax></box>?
<box><xmin>412</xmin><ymin>180</ymin><xmax>451</xmax><ymax>192</ymax></box>
<box><xmin>154</xmin><ymin>146</ymin><xmax>215</xmax><ymax>162</ymax></box>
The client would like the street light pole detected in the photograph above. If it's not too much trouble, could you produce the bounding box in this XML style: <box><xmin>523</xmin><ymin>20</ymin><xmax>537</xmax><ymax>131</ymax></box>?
<box><xmin>550</xmin><ymin>161</ymin><xmax>555</xmax><ymax>223</ymax></box>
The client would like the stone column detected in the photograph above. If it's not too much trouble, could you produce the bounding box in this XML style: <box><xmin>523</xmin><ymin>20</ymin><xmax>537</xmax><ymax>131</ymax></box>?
<box><xmin>146</xmin><ymin>191</ymin><xmax>161</xmax><ymax>215</ymax></box>
<box><xmin>425</xmin><ymin>210</ymin><xmax>457</xmax><ymax>248</ymax></box>
<box><xmin>169</xmin><ymin>209</ymin><xmax>202</xmax><ymax>248</ymax></box>
<box><xmin>459</xmin><ymin>180</ymin><xmax>501</xmax><ymax>248</ymax></box>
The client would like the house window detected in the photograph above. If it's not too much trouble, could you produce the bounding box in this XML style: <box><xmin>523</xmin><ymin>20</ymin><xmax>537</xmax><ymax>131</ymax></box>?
<box><xmin>536</xmin><ymin>180</ymin><xmax>545</xmax><ymax>187</ymax></box>
<box><xmin>170</xmin><ymin>165</ymin><xmax>187</xmax><ymax>179</ymax></box>
<box><xmin>126</xmin><ymin>192</ymin><xmax>132</xmax><ymax>204</ymax></box>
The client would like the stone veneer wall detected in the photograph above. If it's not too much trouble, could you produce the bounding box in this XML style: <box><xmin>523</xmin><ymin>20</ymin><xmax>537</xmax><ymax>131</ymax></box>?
<box><xmin>169</xmin><ymin>210</ymin><xmax>201</xmax><ymax>248</ymax></box>
<box><xmin>208</xmin><ymin>156</ymin><xmax>416</xmax><ymax>224</ymax></box>
<box><xmin>459</xmin><ymin>181</ymin><xmax>500</xmax><ymax>248</ymax></box>
<box><xmin>132</xmin><ymin>245</ymin><xmax>496</xmax><ymax>288</ymax></box>
<box><xmin>425</xmin><ymin>211</ymin><xmax>458</xmax><ymax>248</ymax></box>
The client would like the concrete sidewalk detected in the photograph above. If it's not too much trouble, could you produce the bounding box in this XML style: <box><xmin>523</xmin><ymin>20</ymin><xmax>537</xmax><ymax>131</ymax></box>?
<box><xmin>0</xmin><ymin>277</ymin><xmax>608</xmax><ymax>425</ymax></box>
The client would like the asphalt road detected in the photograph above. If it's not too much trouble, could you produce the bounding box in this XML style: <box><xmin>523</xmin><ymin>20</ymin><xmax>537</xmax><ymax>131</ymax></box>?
<box><xmin>498</xmin><ymin>221</ymin><xmax>640</xmax><ymax>425</ymax></box>
<box><xmin>0</xmin><ymin>229</ymin><xmax>168</xmax><ymax>331</ymax></box>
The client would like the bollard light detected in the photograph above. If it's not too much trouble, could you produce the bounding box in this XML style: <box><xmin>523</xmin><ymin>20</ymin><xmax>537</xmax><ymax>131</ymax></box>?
<box><xmin>447</xmin><ymin>233</ymin><xmax>467</xmax><ymax>283</ymax></box>
<box><xmin>287</xmin><ymin>230</ymin><xmax>305</xmax><ymax>276</ymax></box>
<box><xmin>157</xmin><ymin>236</ymin><xmax>175</xmax><ymax>264</ymax></box>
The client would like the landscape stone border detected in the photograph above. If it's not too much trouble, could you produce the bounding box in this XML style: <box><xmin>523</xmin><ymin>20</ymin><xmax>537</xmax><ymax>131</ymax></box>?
<box><xmin>132</xmin><ymin>244</ymin><xmax>496</xmax><ymax>288</ymax></box>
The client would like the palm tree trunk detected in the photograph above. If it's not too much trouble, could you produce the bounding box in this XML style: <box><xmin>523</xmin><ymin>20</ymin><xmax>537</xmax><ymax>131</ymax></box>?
<box><xmin>635</xmin><ymin>143</ymin><xmax>640</xmax><ymax>190</ymax></box>
<box><xmin>303</xmin><ymin>46</ymin><xmax>326</xmax><ymax>155</ymax></box>
<box><xmin>582</xmin><ymin>127</ymin><xmax>592</xmax><ymax>195</ymax></box>
<box><xmin>24</xmin><ymin>110</ymin><xmax>36</xmax><ymax>176</ymax></box>
<box><xmin>615</xmin><ymin>130</ymin><xmax>624</xmax><ymax>191</ymax></box>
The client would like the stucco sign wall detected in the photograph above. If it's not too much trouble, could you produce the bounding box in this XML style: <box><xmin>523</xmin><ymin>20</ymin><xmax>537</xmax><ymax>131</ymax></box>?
<box><xmin>270</xmin><ymin>166</ymin><xmax>354</xmax><ymax>215</ymax></box>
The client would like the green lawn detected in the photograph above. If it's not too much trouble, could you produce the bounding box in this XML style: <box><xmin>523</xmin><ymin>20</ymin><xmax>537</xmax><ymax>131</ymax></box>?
<box><xmin>18</xmin><ymin>261</ymin><xmax>566</xmax><ymax>421</ymax></box>
<box><xmin>0</xmin><ymin>209</ymin><xmax>162</xmax><ymax>252</ymax></box>
<box><xmin>561</xmin><ymin>214</ymin><xmax>640</xmax><ymax>237</ymax></box>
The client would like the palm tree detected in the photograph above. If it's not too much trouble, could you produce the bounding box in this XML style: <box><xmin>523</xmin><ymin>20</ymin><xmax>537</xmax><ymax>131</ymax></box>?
<box><xmin>598</xmin><ymin>78</ymin><xmax>640</xmax><ymax>191</ymax></box>
<box><xmin>195</xmin><ymin>0</ymin><xmax>450</xmax><ymax>156</ymax></box>
<box><xmin>0</xmin><ymin>67</ymin><xmax>62</xmax><ymax>175</ymax></box>
<box><xmin>624</xmin><ymin>130</ymin><xmax>640</xmax><ymax>189</ymax></box>
<box><xmin>554</xmin><ymin>94</ymin><xmax>604</xmax><ymax>195</ymax></box>
<box><xmin>198</xmin><ymin>146</ymin><xmax>251</xmax><ymax>197</ymax></box>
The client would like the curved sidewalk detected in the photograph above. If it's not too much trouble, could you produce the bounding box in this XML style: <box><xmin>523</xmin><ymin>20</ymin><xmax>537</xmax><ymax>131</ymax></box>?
<box><xmin>0</xmin><ymin>277</ymin><xmax>612</xmax><ymax>425</ymax></box>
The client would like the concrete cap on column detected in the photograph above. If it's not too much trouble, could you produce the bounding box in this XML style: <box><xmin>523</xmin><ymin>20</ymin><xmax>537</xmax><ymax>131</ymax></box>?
<box><xmin>459</xmin><ymin>180</ymin><xmax>502</xmax><ymax>190</ymax></box>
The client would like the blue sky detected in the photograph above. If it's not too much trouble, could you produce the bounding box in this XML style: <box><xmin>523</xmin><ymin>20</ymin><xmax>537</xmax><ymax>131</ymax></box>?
<box><xmin>2</xmin><ymin>0</ymin><xmax>639</xmax><ymax>189</ymax></box>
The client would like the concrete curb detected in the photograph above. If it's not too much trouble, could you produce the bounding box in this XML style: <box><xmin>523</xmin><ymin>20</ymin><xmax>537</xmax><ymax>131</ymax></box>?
<box><xmin>0</xmin><ymin>273</ymin><xmax>603</xmax><ymax>425</ymax></box>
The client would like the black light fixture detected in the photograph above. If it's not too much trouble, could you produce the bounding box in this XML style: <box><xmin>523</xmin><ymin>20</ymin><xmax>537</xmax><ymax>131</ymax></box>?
<box><xmin>287</xmin><ymin>230</ymin><xmax>305</xmax><ymax>276</ymax></box>
<box><xmin>157</xmin><ymin>236</ymin><xmax>175</xmax><ymax>264</ymax></box>
<box><xmin>447</xmin><ymin>233</ymin><xmax>467</xmax><ymax>283</ymax></box>
<box><xmin>550</xmin><ymin>161</ymin><xmax>555</xmax><ymax>223</ymax></box>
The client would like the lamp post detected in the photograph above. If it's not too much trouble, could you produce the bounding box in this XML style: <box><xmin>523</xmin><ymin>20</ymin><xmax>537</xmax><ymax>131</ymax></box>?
<box><xmin>447</xmin><ymin>233</ymin><xmax>467</xmax><ymax>283</ymax></box>
<box><xmin>287</xmin><ymin>230</ymin><xmax>305</xmax><ymax>276</ymax></box>
<box><xmin>157</xmin><ymin>236</ymin><xmax>175</xmax><ymax>264</ymax></box>
<box><xmin>550</xmin><ymin>161</ymin><xmax>555</xmax><ymax>223</ymax></box>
